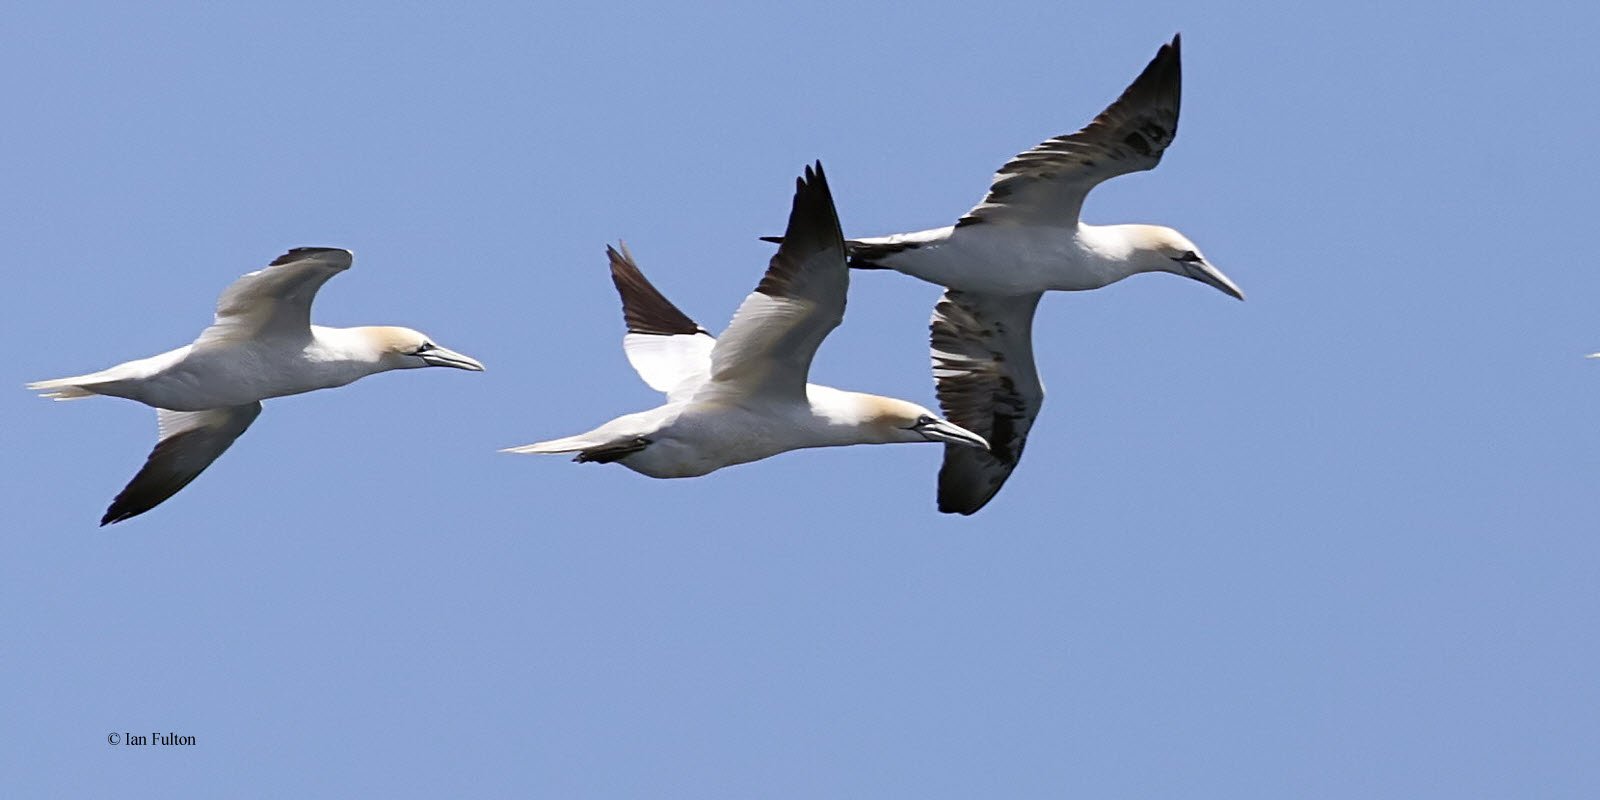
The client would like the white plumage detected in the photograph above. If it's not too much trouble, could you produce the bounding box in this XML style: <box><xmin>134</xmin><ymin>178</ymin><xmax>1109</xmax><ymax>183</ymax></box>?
<box><xmin>27</xmin><ymin>247</ymin><xmax>485</xmax><ymax>524</ymax></box>
<box><xmin>830</xmin><ymin>35</ymin><xmax>1246</xmax><ymax>513</ymax></box>
<box><xmin>503</xmin><ymin>163</ymin><xmax>989</xmax><ymax>483</ymax></box>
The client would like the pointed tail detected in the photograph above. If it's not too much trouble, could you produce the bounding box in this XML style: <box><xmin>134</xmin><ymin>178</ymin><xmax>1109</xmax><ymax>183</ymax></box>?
<box><xmin>25</xmin><ymin>376</ymin><xmax>103</xmax><ymax>401</ymax></box>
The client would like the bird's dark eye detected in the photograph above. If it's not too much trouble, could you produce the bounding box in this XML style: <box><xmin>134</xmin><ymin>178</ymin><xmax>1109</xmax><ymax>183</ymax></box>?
<box><xmin>414</xmin><ymin>342</ymin><xmax>436</xmax><ymax>355</ymax></box>
<box><xmin>914</xmin><ymin>414</ymin><xmax>935</xmax><ymax>427</ymax></box>
<box><xmin>1173</xmin><ymin>250</ymin><xmax>1202</xmax><ymax>263</ymax></box>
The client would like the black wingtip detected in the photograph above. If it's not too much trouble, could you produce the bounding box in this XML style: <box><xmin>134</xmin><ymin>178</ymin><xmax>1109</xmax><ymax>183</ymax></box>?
<box><xmin>1110</xmin><ymin>32</ymin><xmax>1182</xmax><ymax>128</ymax></box>
<box><xmin>936</xmin><ymin>473</ymin><xmax>993</xmax><ymax>515</ymax></box>
<box><xmin>269</xmin><ymin>246</ymin><xmax>347</xmax><ymax>267</ymax></box>
<box><xmin>755</xmin><ymin>160</ymin><xmax>845</xmax><ymax>299</ymax></box>
<box><xmin>758</xmin><ymin>236</ymin><xmax>784</xmax><ymax>244</ymax></box>
<box><xmin>936</xmin><ymin>461</ymin><xmax>1003</xmax><ymax>516</ymax></box>
<box><xmin>99</xmin><ymin>486</ymin><xmax>166</xmax><ymax>526</ymax></box>
<box><xmin>99</xmin><ymin>504</ymin><xmax>137</xmax><ymax>526</ymax></box>
<box><xmin>604</xmin><ymin>241</ymin><xmax>639</xmax><ymax>282</ymax></box>
<box><xmin>1150</xmin><ymin>33</ymin><xmax>1181</xmax><ymax>73</ymax></box>
<box><xmin>101</xmin><ymin>490</ymin><xmax>144</xmax><ymax>525</ymax></box>
<box><xmin>796</xmin><ymin>160</ymin><xmax>830</xmax><ymax>206</ymax></box>
<box><xmin>937</xmin><ymin>501</ymin><xmax>982</xmax><ymax>516</ymax></box>
<box><xmin>605</xmin><ymin>241</ymin><xmax>703</xmax><ymax>336</ymax></box>
<box><xmin>804</xmin><ymin>159</ymin><xmax>825</xmax><ymax>186</ymax></box>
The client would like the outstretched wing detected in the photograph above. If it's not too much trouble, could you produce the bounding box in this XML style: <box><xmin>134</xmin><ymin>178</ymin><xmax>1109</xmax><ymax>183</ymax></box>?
<box><xmin>195</xmin><ymin>247</ymin><xmax>353</xmax><ymax>345</ymax></box>
<box><xmin>929</xmin><ymin>290</ymin><xmax>1044</xmax><ymax>515</ymax></box>
<box><xmin>959</xmin><ymin>34</ymin><xmax>1182</xmax><ymax>228</ymax></box>
<box><xmin>606</xmin><ymin>243</ymin><xmax>716</xmax><ymax>401</ymax></box>
<box><xmin>698</xmin><ymin>162</ymin><xmax>848</xmax><ymax>402</ymax></box>
<box><xmin>101</xmin><ymin>403</ymin><xmax>263</xmax><ymax>525</ymax></box>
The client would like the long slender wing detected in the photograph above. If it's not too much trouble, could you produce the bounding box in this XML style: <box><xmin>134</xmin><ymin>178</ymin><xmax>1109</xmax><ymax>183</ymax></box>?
<box><xmin>958</xmin><ymin>34</ymin><xmax>1182</xmax><ymax>228</ymax></box>
<box><xmin>929</xmin><ymin>290</ymin><xmax>1044</xmax><ymax>515</ymax></box>
<box><xmin>101</xmin><ymin>403</ymin><xmax>263</xmax><ymax>525</ymax></box>
<box><xmin>195</xmin><ymin>247</ymin><xmax>353</xmax><ymax>346</ymax></box>
<box><xmin>698</xmin><ymin>162</ymin><xmax>847</xmax><ymax>402</ymax></box>
<box><xmin>607</xmin><ymin>243</ymin><xmax>716</xmax><ymax>401</ymax></box>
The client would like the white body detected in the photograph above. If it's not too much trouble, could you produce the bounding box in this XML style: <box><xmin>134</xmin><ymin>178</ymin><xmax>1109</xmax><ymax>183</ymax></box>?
<box><xmin>570</xmin><ymin>385</ymin><xmax>935</xmax><ymax>479</ymax></box>
<box><xmin>856</xmin><ymin>223</ymin><xmax>1174</xmax><ymax>295</ymax></box>
<box><xmin>51</xmin><ymin>326</ymin><xmax>407</xmax><ymax>411</ymax></box>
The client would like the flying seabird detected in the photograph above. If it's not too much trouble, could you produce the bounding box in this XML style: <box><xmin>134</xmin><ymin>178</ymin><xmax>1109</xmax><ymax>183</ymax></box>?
<box><xmin>766</xmin><ymin>35</ymin><xmax>1244</xmax><ymax>514</ymax></box>
<box><xmin>28</xmin><ymin>247</ymin><xmax>485</xmax><ymax>524</ymax></box>
<box><xmin>503</xmin><ymin>162</ymin><xmax>989</xmax><ymax>480</ymax></box>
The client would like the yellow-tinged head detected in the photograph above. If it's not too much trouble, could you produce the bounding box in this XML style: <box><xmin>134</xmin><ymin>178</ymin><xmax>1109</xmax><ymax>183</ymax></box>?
<box><xmin>1119</xmin><ymin>224</ymin><xmax>1245</xmax><ymax>301</ymax></box>
<box><xmin>362</xmin><ymin>326</ymin><xmax>486</xmax><ymax>372</ymax></box>
<box><xmin>846</xmin><ymin>394</ymin><xmax>990</xmax><ymax>449</ymax></box>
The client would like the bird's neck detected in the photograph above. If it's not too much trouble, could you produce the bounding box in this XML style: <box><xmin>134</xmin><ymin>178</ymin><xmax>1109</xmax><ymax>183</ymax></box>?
<box><xmin>803</xmin><ymin>386</ymin><xmax>917</xmax><ymax>445</ymax></box>
<box><xmin>306</xmin><ymin>326</ymin><xmax>393</xmax><ymax>372</ymax></box>
<box><xmin>1076</xmin><ymin>223</ymin><xmax>1168</xmax><ymax>278</ymax></box>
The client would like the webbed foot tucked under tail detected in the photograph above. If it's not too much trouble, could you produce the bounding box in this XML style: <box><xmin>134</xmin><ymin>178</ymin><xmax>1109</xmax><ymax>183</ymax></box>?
<box><xmin>501</xmin><ymin>434</ymin><xmax>652</xmax><ymax>464</ymax></box>
<box><xmin>572</xmin><ymin>437</ymin><xmax>651</xmax><ymax>464</ymax></box>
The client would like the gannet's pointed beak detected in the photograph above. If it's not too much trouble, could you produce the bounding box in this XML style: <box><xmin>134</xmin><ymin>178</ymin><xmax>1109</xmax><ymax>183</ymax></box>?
<box><xmin>1185</xmin><ymin>260</ymin><xmax>1246</xmax><ymax>301</ymax></box>
<box><xmin>916</xmin><ymin>418</ymin><xmax>990</xmax><ymax>450</ymax></box>
<box><xmin>420</xmin><ymin>346</ymin><xmax>485</xmax><ymax>371</ymax></box>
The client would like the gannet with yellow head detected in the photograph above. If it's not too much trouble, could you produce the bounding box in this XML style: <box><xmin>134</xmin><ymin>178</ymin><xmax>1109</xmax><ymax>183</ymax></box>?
<box><xmin>765</xmin><ymin>35</ymin><xmax>1244</xmax><ymax>514</ymax></box>
<box><xmin>503</xmin><ymin>163</ymin><xmax>988</xmax><ymax>485</ymax></box>
<box><xmin>27</xmin><ymin>247</ymin><xmax>484</xmax><ymax>524</ymax></box>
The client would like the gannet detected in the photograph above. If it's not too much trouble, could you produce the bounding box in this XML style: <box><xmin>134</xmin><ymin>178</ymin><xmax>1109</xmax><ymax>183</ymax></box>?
<box><xmin>767</xmin><ymin>35</ymin><xmax>1244</xmax><ymax>514</ymax></box>
<box><xmin>503</xmin><ymin>163</ymin><xmax>989</xmax><ymax>480</ymax></box>
<box><xmin>27</xmin><ymin>247</ymin><xmax>485</xmax><ymax>524</ymax></box>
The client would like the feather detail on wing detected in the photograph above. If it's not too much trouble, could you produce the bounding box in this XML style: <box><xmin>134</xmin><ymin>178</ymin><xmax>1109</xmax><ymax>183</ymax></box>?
<box><xmin>101</xmin><ymin>403</ymin><xmax>262</xmax><ymax>525</ymax></box>
<box><xmin>606</xmin><ymin>243</ymin><xmax>715</xmax><ymax>400</ymax></box>
<box><xmin>195</xmin><ymin>247</ymin><xmax>353</xmax><ymax>346</ymax></box>
<box><xmin>929</xmin><ymin>290</ymin><xmax>1044</xmax><ymax>514</ymax></box>
<box><xmin>959</xmin><ymin>34</ymin><xmax>1182</xmax><ymax>228</ymax></box>
<box><xmin>700</xmin><ymin>162</ymin><xmax>847</xmax><ymax>402</ymax></box>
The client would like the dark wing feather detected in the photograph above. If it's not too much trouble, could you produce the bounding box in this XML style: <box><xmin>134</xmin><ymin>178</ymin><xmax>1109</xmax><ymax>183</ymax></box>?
<box><xmin>959</xmin><ymin>34</ymin><xmax>1182</xmax><ymax>228</ymax></box>
<box><xmin>605</xmin><ymin>243</ymin><xmax>717</xmax><ymax>398</ymax></box>
<box><xmin>608</xmin><ymin>243</ymin><xmax>707</xmax><ymax>336</ymax></box>
<box><xmin>197</xmin><ymin>247</ymin><xmax>352</xmax><ymax>345</ymax></box>
<box><xmin>702</xmin><ymin>162</ymin><xmax>848</xmax><ymax>401</ymax></box>
<box><xmin>101</xmin><ymin>404</ymin><xmax>262</xmax><ymax>525</ymax></box>
<box><xmin>753</xmin><ymin>162</ymin><xmax>846</xmax><ymax>302</ymax></box>
<box><xmin>929</xmin><ymin>291</ymin><xmax>1044</xmax><ymax>515</ymax></box>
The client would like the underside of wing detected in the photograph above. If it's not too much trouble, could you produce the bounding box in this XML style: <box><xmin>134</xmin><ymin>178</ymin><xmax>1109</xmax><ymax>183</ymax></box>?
<box><xmin>959</xmin><ymin>34</ymin><xmax>1182</xmax><ymax>228</ymax></box>
<box><xmin>606</xmin><ymin>243</ymin><xmax>716</xmax><ymax>399</ymax></box>
<box><xmin>929</xmin><ymin>290</ymin><xmax>1045</xmax><ymax>515</ymax></box>
<box><xmin>196</xmin><ymin>247</ymin><xmax>352</xmax><ymax>345</ymax></box>
<box><xmin>702</xmin><ymin>162</ymin><xmax>848</xmax><ymax>402</ymax></box>
<box><xmin>102</xmin><ymin>403</ymin><xmax>263</xmax><ymax>525</ymax></box>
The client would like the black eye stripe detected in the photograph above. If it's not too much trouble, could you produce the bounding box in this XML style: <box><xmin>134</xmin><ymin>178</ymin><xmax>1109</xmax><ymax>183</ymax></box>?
<box><xmin>1173</xmin><ymin>250</ymin><xmax>1202</xmax><ymax>263</ymax></box>
<box><xmin>414</xmin><ymin>342</ymin><xmax>436</xmax><ymax>355</ymax></box>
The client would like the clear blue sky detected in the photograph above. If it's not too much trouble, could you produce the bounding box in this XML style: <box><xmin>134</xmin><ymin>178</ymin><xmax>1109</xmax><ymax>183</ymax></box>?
<box><xmin>4</xmin><ymin>1</ymin><xmax>1597</xmax><ymax>796</ymax></box>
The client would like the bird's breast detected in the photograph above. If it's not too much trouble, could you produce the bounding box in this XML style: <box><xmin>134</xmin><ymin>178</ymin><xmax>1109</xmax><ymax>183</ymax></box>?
<box><xmin>623</xmin><ymin>403</ymin><xmax>804</xmax><ymax>477</ymax></box>
<box><xmin>134</xmin><ymin>344</ymin><xmax>374</xmax><ymax>408</ymax></box>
